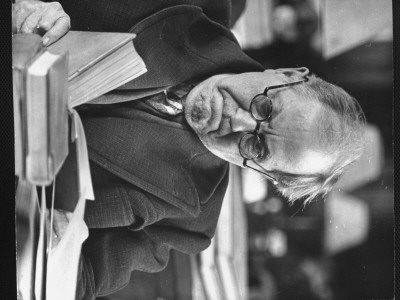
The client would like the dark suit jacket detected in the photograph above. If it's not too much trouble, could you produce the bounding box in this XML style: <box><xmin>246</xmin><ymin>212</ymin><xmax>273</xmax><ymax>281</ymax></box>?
<box><xmin>48</xmin><ymin>1</ymin><xmax>263</xmax><ymax>299</ymax></box>
<box><xmin>76</xmin><ymin>102</ymin><xmax>230</xmax><ymax>299</ymax></box>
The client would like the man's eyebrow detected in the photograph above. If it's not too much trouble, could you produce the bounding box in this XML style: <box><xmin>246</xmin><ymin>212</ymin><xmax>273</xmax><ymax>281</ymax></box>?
<box><xmin>258</xmin><ymin>132</ymin><xmax>277</xmax><ymax>162</ymax></box>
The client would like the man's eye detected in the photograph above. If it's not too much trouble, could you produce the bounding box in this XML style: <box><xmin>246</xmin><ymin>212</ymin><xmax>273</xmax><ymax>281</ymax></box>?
<box><xmin>251</xmin><ymin>95</ymin><xmax>272</xmax><ymax>120</ymax></box>
<box><xmin>240</xmin><ymin>134</ymin><xmax>262</xmax><ymax>159</ymax></box>
<box><xmin>251</xmin><ymin>135</ymin><xmax>265</xmax><ymax>158</ymax></box>
<box><xmin>256</xmin><ymin>136</ymin><xmax>271</xmax><ymax>161</ymax></box>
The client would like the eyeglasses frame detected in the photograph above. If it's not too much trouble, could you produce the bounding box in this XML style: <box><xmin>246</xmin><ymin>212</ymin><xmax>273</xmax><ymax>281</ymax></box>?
<box><xmin>239</xmin><ymin>77</ymin><xmax>309</xmax><ymax>185</ymax></box>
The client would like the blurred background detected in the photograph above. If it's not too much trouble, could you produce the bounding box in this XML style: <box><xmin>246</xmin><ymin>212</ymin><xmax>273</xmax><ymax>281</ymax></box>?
<box><xmin>235</xmin><ymin>0</ymin><xmax>393</xmax><ymax>299</ymax></box>
<box><xmin>100</xmin><ymin>1</ymin><xmax>394</xmax><ymax>299</ymax></box>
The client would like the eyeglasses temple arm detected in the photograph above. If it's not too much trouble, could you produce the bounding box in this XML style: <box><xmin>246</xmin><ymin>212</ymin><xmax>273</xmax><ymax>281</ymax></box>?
<box><xmin>263</xmin><ymin>77</ymin><xmax>309</xmax><ymax>94</ymax></box>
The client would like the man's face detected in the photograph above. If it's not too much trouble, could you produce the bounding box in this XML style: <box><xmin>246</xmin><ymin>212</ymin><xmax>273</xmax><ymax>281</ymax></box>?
<box><xmin>184</xmin><ymin>70</ymin><xmax>334</xmax><ymax>177</ymax></box>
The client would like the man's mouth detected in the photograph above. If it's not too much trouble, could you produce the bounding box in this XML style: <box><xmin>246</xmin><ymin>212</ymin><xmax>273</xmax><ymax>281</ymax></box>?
<box><xmin>207</xmin><ymin>115</ymin><xmax>232</xmax><ymax>137</ymax></box>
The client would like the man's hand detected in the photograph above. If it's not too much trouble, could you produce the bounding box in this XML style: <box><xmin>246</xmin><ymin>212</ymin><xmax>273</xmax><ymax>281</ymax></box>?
<box><xmin>12</xmin><ymin>0</ymin><xmax>70</xmax><ymax>46</ymax></box>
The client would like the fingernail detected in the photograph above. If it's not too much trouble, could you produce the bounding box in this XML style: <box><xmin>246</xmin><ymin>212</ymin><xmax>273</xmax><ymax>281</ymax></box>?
<box><xmin>42</xmin><ymin>37</ymin><xmax>50</xmax><ymax>46</ymax></box>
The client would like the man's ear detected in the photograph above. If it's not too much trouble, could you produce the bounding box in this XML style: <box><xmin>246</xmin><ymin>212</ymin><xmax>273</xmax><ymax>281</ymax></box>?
<box><xmin>275</xmin><ymin>67</ymin><xmax>310</xmax><ymax>79</ymax></box>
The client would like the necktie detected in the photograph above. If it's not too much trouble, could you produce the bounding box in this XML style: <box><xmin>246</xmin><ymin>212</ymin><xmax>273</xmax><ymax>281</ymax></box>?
<box><xmin>144</xmin><ymin>82</ymin><xmax>196</xmax><ymax>116</ymax></box>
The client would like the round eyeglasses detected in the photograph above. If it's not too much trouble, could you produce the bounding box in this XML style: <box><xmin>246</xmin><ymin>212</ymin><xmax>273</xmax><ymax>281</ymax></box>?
<box><xmin>238</xmin><ymin>78</ymin><xmax>309</xmax><ymax>185</ymax></box>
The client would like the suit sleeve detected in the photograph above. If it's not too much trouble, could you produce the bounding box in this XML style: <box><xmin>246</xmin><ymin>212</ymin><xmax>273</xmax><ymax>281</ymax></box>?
<box><xmin>76</xmin><ymin>227</ymin><xmax>170</xmax><ymax>300</ymax></box>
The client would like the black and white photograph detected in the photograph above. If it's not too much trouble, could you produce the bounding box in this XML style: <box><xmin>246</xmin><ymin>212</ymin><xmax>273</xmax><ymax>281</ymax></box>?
<box><xmin>11</xmin><ymin>0</ymin><xmax>394</xmax><ymax>299</ymax></box>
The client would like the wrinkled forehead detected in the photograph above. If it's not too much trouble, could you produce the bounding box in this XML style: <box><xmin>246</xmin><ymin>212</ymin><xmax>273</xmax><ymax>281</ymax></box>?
<box><xmin>265</xmin><ymin>128</ymin><xmax>319</xmax><ymax>159</ymax></box>
<box><xmin>260</xmin><ymin>99</ymin><xmax>333</xmax><ymax>174</ymax></box>
<box><xmin>263</xmin><ymin>96</ymin><xmax>324</xmax><ymax>146</ymax></box>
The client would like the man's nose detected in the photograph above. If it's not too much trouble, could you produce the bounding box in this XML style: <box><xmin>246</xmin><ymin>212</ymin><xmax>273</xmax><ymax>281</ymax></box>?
<box><xmin>231</xmin><ymin>108</ymin><xmax>258</xmax><ymax>132</ymax></box>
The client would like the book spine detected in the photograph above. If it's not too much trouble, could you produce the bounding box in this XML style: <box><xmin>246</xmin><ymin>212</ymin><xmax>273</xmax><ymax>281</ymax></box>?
<box><xmin>25</xmin><ymin>67</ymin><xmax>51</xmax><ymax>184</ymax></box>
<box><xmin>48</xmin><ymin>53</ymin><xmax>69</xmax><ymax>176</ymax></box>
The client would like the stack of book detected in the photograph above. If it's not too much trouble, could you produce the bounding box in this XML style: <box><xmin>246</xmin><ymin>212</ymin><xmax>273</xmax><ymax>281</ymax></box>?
<box><xmin>13</xmin><ymin>30</ymin><xmax>147</xmax><ymax>300</ymax></box>
<box><xmin>13</xmin><ymin>33</ymin><xmax>69</xmax><ymax>185</ymax></box>
<box><xmin>13</xmin><ymin>31</ymin><xmax>147</xmax><ymax>185</ymax></box>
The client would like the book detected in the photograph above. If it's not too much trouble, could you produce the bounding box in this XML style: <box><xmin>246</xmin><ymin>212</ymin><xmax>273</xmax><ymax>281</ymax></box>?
<box><xmin>13</xmin><ymin>31</ymin><xmax>147</xmax><ymax>185</ymax></box>
<box><xmin>26</xmin><ymin>50</ymin><xmax>69</xmax><ymax>185</ymax></box>
<box><xmin>48</xmin><ymin>31</ymin><xmax>147</xmax><ymax>107</ymax></box>
<box><xmin>13</xmin><ymin>34</ymin><xmax>69</xmax><ymax>185</ymax></box>
<box><xmin>13</xmin><ymin>34</ymin><xmax>44</xmax><ymax>181</ymax></box>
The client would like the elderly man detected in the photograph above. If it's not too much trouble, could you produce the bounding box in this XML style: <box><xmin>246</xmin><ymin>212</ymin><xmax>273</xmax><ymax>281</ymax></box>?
<box><xmin>13</xmin><ymin>0</ymin><xmax>365</xmax><ymax>299</ymax></box>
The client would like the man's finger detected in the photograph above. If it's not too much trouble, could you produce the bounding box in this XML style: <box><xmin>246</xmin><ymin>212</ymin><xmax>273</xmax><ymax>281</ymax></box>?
<box><xmin>42</xmin><ymin>15</ymin><xmax>70</xmax><ymax>46</ymax></box>
<box><xmin>13</xmin><ymin>4</ymin><xmax>34</xmax><ymax>32</ymax></box>
<box><xmin>37</xmin><ymin>9</ymin><xmax>61</xmax><ymax>31</ymax></box>
<box><xmin>13</xmin><ymin>1</ymin><xmax>43</xmax><ymax>31</ymax></box>
<box><xmin>20</xmin><ymin>10</ymin><xmax>43</xmax><ymax>33</ymax></box>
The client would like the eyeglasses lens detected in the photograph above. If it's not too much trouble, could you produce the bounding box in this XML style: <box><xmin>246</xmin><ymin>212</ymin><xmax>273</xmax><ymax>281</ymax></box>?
<box><xmin>250</xmin><ymin>95</ymin><xmax>272</xmax><ymax>121</ymax></box>
<box><xmin>239</xmin><ymin>133</ymin><xmax>262</xmax><ymax>159</ymax></box>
